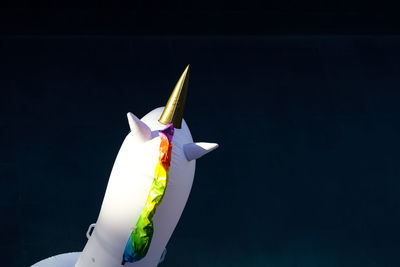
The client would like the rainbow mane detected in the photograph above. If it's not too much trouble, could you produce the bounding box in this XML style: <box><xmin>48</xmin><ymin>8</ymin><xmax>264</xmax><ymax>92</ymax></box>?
<box><xmin>122</xmin><ymin>123</ymin><xmax>175</xmax><ymax>264</ymax></box>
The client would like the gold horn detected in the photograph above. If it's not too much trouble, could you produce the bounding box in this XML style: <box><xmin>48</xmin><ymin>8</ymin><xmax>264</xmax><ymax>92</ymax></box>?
<box><xmin>158</xmin><ymin>65</ymin><xmax>190</xmax><ymax>129</ymax></box>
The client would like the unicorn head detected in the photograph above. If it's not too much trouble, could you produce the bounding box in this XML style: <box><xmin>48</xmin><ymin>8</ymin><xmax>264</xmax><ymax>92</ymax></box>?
<box><xmin>74</xmin><ymin>65</ymin><xmax>219</xmax><ymax>267</ymax></box>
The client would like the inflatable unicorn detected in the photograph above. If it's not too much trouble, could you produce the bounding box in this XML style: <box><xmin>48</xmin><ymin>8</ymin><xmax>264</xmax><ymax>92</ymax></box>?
<box><xmin>32</xmin><ymin>65</ymin><xmax>219</xmax><ymax>267</ymax></box>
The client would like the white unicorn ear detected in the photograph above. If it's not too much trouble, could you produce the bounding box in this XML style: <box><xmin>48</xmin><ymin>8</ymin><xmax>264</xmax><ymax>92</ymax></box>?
<box><xmin>127</xmin><ymin>112</ymin><xmax>152</xmax><ymax>142</ymax></box>
<box><xmin>183</xmin><ymin>142</ymin><xmax>219</xmax><ymax>161</ymax></box>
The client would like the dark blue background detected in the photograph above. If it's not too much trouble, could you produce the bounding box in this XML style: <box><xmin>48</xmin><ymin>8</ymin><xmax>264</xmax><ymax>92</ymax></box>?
<box><xmin>1</xmin><ymin>34</ymin><xmax>400</xmax><ymax>266</ymax></box>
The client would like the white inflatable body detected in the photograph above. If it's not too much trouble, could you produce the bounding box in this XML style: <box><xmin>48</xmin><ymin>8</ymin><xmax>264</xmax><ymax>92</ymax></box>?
<box><xmin>75</xmin><ymin>108</ymin><xmax>200</xmax><ymax>267</ymax></box>
<box><xmin>32</xmin><ymin>66</ymin><xmax>218</xmax><ymax>267</ymax></box>
<box><xmin>32</xmin><ymin>253</ymin><xmax>81</xmax><ymax>267</ymax></box>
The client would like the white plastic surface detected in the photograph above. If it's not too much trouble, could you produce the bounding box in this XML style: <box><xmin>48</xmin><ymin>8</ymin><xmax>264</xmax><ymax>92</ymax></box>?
<box><xmin>32</xmin><ymin>252</ymin><xmax>80</xmax><ymax>267</ymax></box>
